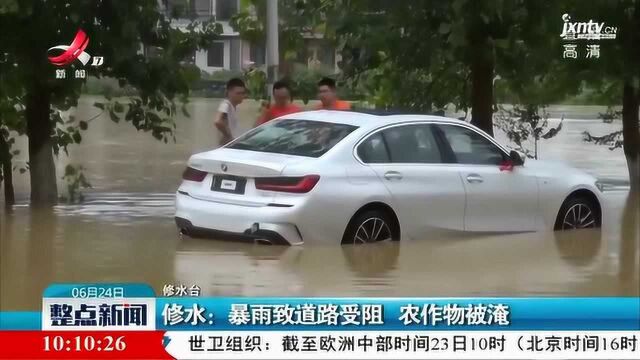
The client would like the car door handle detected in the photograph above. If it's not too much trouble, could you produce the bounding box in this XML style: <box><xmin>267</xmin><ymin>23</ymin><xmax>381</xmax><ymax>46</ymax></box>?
<box><xmin>384</xmin><ymin>171</ymin><xmax>403</xmax><ymax>180</ymax></box>
<box><xmin>466</xmin><ymin>174</ymin><xmax>484</xmax><ymax>183</ymax></box>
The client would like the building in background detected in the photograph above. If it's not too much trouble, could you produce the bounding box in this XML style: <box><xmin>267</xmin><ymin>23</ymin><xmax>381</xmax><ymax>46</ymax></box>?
<box><xmin>155</xmin><ymin>0</ymin><xmax>338</xmax><ymax>74</ymax></box>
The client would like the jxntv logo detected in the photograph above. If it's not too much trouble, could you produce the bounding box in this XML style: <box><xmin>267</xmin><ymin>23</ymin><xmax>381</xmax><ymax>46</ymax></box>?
<box><xmin>560</xmin><ymin>13</ymin><xmax>617</xmax><ymax>60</ymax></box>
<box><xmin>47</xmin><ymin>29</ymin><xmax>104</xmax><ymax>79</ymax></box>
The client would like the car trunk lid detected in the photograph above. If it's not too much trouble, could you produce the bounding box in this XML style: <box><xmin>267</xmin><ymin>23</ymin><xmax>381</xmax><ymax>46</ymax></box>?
<box><xmin>182</xmin><ymin>148</ymin><xmax>308</xmax><ymax>206</ymax></box>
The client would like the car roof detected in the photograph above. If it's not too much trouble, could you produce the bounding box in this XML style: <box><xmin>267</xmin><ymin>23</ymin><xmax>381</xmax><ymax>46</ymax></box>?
<box><xmin>278</xmin><ymin>110</ymin><xmax>464</xmax><ymax>131</ymax></box>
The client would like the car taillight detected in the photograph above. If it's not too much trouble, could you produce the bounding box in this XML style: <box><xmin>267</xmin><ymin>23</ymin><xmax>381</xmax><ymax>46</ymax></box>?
<box><xmin>182</xmin><ymin>167</ymin><xmax>207</xmax><ymax>182</ymax></box>
<box><xmin>255</xmin><ymin>175</ymin><xmax>320</xmax><ymax>193</ymax></box>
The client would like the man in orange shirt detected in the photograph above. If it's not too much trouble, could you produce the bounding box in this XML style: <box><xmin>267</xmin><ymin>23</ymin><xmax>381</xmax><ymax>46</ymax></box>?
<box><xmin>255</xmin><ymin>80</ymin><xmax>301</xmax><ymax>126</ymax></box>
<box><xmin>316</xmin><ymin>77</ymin><xmax>351</xmax><ymax>110</ymax></box>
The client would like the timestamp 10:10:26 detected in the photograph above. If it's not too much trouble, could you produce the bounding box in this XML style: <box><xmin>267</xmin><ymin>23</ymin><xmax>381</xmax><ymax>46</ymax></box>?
<box><xmin>43</xmin><ymin>335</ymin><xmax>126</xmax><ymax>352</ymax></box>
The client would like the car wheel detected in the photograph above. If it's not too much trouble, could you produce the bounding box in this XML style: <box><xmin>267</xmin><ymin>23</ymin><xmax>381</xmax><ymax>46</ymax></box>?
<box><xmin>343</xmin><ymin>210</ymin><xmax>394</xmax><ymax>245</ymax></box>
<box><xmin>555</xmin><ymin>196</ymin><xmax>601</xmax><ymax>231</ymax></box>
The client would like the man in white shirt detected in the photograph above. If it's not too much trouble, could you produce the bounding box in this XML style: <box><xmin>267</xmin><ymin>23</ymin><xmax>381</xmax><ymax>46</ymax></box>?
<box><xmin>215</xmin><ymin>78</ymin><xmax>246</xmax><ymax>146</ymax></box>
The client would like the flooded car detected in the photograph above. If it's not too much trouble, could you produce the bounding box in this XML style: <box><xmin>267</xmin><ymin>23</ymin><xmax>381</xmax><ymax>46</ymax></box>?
<box><xmin>2</xmin><ymin>100</ymin><xmax>637</xmax><ymax>310</ymax></box>
<box><xmin>175</xmin><ymin>111</ymin><xmax>603</xmax><ymax>245</ymax></box>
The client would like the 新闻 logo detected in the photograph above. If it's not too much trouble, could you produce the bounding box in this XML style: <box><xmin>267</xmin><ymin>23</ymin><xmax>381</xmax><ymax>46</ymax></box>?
<box><xmin>48</xmin><ymin>29</ymin><xmax>104</xmax><ymax>67</ymax></box>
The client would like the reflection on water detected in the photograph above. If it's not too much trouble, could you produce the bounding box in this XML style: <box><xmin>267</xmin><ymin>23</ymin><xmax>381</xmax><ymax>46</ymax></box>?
<box><xmin>1</xmin><ymin>198</ymin><xmax>180</xmax><ymax>311</ymax></box>
<box><xmin>552</xmin><ymin>229</ymin><xmax>603</xmax><ymax>268</ymax></box>
<box><xmin>1</xmin><ymin>98</ymin><xmax>638</xmax><ymax>310</ymax></box>
<box><xmin>618</xmin><ymin>191</ymin><xmax>639</xmax><ymax>294</ymax></box>
<box><xmin>54</xmin><ymin>192</ymin><xmax>175</xmax><ymax>219</ymax></box>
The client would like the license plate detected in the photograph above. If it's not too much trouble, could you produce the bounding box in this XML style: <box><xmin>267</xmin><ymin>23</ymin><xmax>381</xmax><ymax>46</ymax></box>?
<box><xmin>211</xmin><ymin>175</ymin><xmax>246</xmax><ymax>194</ymax></box>
<box><xmin>220</xmin><ymin>179</ymin><xmax>237</xmax><ymax>191</ymax></box>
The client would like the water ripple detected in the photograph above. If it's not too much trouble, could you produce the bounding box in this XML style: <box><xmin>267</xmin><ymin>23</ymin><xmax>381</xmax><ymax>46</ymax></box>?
<box><xmin>54</xmin><ymin>192</ymin><xmax>176</xmax><ymax>219</ymax></box>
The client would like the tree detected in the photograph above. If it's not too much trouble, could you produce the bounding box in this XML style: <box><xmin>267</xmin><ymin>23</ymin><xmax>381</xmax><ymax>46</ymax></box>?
<box><xmin>230</xmin><ymin>0</ymin><xmax>331</xmax><ymax>77</ymax></box>
<box><xmin>0</xmin><ymin>90</ymin><xmax>24</xmax><ymax>207</ymax></box>
<box><xmin>334</xmin><ymin>0</ymin><xmax>563</xmax><ymax>136</ymax></box>
<box><xmin>0</xmin><ymin>0</ymin><xmax>221</xmax><ymax>205</ymax></box>
<box><xmin>496</xmin><ymin>105</ymin><xmax>563</xmax><ymax>160</ymax></box>
<box><xmin>329</xmin><ymin>1</ymin><xmax>460</xmax><ymax>115</ymax></box>
<box><xmin>567</xmin><ymin>0</ymin><xmax>640</xmax><ymax>190</ymax></box>
<box><xmin>0</xmin><ymin>131</ymin><xmax>16</xmax><ymax>206</ymax></box>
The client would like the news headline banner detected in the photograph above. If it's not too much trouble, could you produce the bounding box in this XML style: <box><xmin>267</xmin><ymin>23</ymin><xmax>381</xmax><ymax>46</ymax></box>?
<box><xmin>0</xmin><ymin>283</ymin><xmax>637</xmax><ymax>331</ymax></box>
<box><xmin>0</xmin><ymin>283</ymin><xmax>637</xmax><ymax>359</ymax></box>
<box><xmin>155</xmin><ymin>297</ymin><xmax>638</xmax><ymax>331</ymax></box>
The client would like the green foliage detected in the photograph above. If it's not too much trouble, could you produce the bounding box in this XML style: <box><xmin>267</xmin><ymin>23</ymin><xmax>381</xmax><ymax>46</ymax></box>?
<box><xmin>345</xmin><ymin>61</ymin><xmax>458</xmax><ymax>113</ymax></box>
<box><xmin>558</xmin><ymin>82</ymin><xmax>623</xmax><ymax>106</ymax></box>
<box><xmin>560</xmin><ymin>0</ymin><xmax>639</xmax><ymax>85</ymax></box>
<box><xmin>231</xmin><ymin>1</ymin><xmax>364</xmax><ymax>103</ymax></box>
<box><xmin>495</xmin><ymin>105</ymin><xmax>563</xmax><ymax>160</ymax></box>
<box><xmin>244</xmin><ymin>68</ymin><xmax>267</xmax><ymax>101</ymax></box>
<box><xmin>0</xmin><ymin>0</ymin><xmax>222</xmax><ymax>202</ymax></box>
<box><xmin>336</xmin><ymin>1</ymin><xmax>464</xmax><ymax>111</ymax></box>
<box><xmin>290</xmin><ymin>63</ymin><xmax>333</xmax><ymax>104</ymax></box>
<box><xmin>230</xmin><ymin>0</ymin><xmax>333</xmax><ymax>72</ymax></box>
<box><xmin>0</xmin><ymin>0</ymin><xmax>18</xmax><ymax>14</ymax></box>
<box><xmin>0</xmin><ymin>92</ymin><xmax>26</xmax><ymax>186</ymax></box>
<box><xmin>563</xmin><ymin>0</ymin><xmax>640</xmax><ymax>159</ymax></box>
<box><xmin>599</xmin><ymin>107</ymin><xmax>623</xmax><ymax>124</ymax></box>
<box><xmin>60</xmin><ymin>164</ymin><xmax>91</xmax><ymax>204</ymax></box>
<box><xmin>334</xmin><ymin>1</ymin><xmax>568</xmax><ymax>113</ymax></box>
<box><xmin>583</xmin><ymin>130</ymin><xmax>625</xmax><ymax>150</ymax></box>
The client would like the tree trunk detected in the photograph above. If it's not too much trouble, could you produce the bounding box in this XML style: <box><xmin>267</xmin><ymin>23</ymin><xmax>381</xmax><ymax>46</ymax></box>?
<box><xmin>26</xmin><ymin>85</ymin><xmax>57</xmax><ymax>205</ymax></box>
<box><xmin>622</xmin><ymin>82</ymin><xmax>639</xmax><ymax>191</ymax></box>
<box><xmin>470</xmin><ymin>40</ymin><xmax>495</xmax><ymax>137</ymax></box>
<box><xmin>0</xmin><ymin>133</ymin><xmax>15</xmax><ymax>206</ymax></box>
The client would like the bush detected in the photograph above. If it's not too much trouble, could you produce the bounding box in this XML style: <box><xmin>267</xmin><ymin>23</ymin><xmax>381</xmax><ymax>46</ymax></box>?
<box><xmin>244</xmin><ymin>68</ymin><xmax>267</xmax><ymax>101</ymax></box>
<box><xmin>289</xmin><ymin>63</ymin><xmax>334</xmax><ymax>104</ymax></box>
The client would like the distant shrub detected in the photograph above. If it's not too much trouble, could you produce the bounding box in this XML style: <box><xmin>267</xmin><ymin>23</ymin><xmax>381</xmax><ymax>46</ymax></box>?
<box><xmin>200</xmin><ymin>69</ymin><xmax>244</xmax><ymax>81</ymax></box>
<box><xmin>82</xmin><ymin>77</ymin><xmax>137</xmax><ymax>97</ymax></box>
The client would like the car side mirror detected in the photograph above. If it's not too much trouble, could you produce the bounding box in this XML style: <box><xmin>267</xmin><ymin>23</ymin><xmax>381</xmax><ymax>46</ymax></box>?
<box><xmin>509</xmin><ymin>150</ymin><xmax>525</xmax><ymax>166</ymax></box>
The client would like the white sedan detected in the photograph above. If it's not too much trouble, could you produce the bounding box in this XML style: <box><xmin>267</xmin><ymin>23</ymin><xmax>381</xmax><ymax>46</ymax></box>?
<box><xmin>175</xmin><ymin>110</ymin><xmax>604</xmax><ymax>245</ymax></box>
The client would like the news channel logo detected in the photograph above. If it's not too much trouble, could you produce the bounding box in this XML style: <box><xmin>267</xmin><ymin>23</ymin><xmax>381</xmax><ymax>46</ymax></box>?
<box><xmin>41</xmin><ymin>284</ymin><xmax>155</xmax><ymax>331</ymax></box>
<box><xmin>47</xmin><ymin>29</ymin><xmax>104</xmax><ymax>79</ymax></box>
<box><xmin>560</xmin><ymin>13</ymin><xmax>617</xmax><ymax>60</ymax></box>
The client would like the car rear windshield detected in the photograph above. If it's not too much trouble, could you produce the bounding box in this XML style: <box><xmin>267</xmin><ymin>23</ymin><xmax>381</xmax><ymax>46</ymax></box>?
<box><xmin>228</xmin><ymin>119</ymin><xmax>358</xmax><ymax>158</ymax></box>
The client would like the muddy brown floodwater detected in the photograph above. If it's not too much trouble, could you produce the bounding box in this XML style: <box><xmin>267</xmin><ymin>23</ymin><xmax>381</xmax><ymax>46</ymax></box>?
<box><xmin>1</xmin><ymin>98</ymin><xmax>638</xmax><ymax>311</ymax></box>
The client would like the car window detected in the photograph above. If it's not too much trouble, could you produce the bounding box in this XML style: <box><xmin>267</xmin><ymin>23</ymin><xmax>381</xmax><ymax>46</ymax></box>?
<box><xmin>357</xmin><ymin>132</ymin><xmax>389</xmax><ymax>163</ymax></box>
<box><xmin>437</xmin><ymin>124</ymin><xmax>507</xmax><ymax>165</ymax></box>
<box><xmin>381</xmin><ymin>125</ymin><xmax>443</xmax><ymax>163</ymax></box>
<box><xmin>228</xmin><ymin>119</ymin><xmax>357</xmax><ymax>158</ymax></box>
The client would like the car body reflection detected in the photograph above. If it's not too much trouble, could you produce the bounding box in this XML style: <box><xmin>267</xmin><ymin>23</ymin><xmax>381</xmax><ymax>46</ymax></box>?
<box><xmin>174</xmin><ymin>227</ymin><xmax>611</xmax><ymax>297</ymax></box>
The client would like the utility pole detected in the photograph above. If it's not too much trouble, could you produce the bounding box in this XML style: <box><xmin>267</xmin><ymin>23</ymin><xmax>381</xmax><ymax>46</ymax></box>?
<box><xmin>266</xmin><ymin>0</ymin><xmax>279</xmax><ymax>100</ymax></box>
